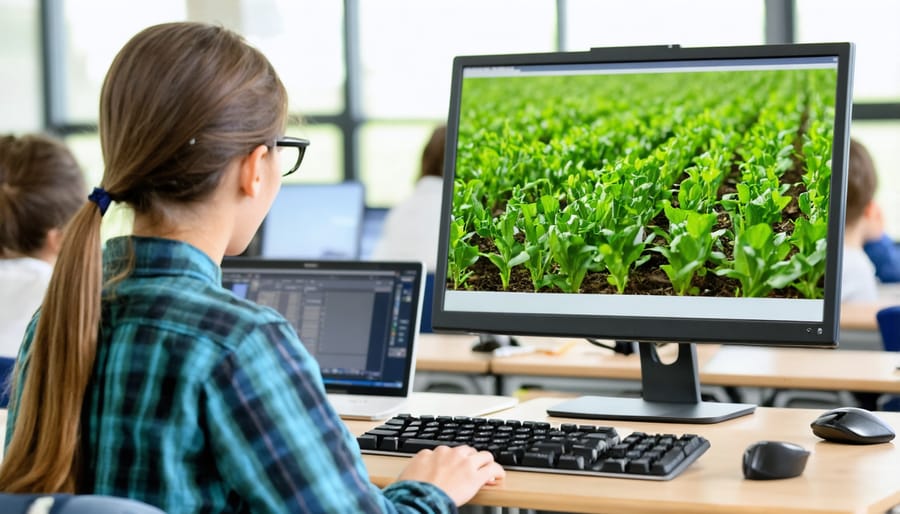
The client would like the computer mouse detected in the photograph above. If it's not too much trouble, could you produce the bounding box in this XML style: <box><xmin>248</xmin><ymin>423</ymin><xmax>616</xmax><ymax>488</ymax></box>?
<box><xmin>471</xmin><ymin>334</ymin><xmax>519</xmax><ymax>353</ymax></box>
<box><xmin>810</xmin><ymin>407</ymin><xmax>896</xmax><ymax>444</ymax></box>
<box><xmin>742</xmin><ymin>441</ymin><xmax>810</xmax><ymax>480</ymax></box>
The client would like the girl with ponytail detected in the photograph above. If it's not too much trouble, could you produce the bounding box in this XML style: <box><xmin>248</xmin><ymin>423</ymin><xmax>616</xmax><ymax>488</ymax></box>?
<box><xmin>0</xmin><ymin>21</ymin><xmax>502</xmax><ymax>513</ymax></box>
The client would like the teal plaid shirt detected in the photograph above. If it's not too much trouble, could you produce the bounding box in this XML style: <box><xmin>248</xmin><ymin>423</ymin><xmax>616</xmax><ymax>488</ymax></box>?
<box><xmin>6</xmin><ymin>236</ymin><xmax>455</xmax><ymax>514</ymax></box>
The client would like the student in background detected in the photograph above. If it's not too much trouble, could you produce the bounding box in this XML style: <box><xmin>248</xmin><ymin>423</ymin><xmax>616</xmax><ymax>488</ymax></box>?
<box><xmin>842</xmin><ymin>138</ymin><xmax>893</xmax><ymax>302</ymax></box>
<box><xmin>0</xmin><ymin>133</ymin><xmax>85</xmax><ymax>358</ymax></box>
<box><xmin>862</xmin><ymin>202</ymin><xmax>900</xmax><ymax>284</ymax></box>
<box><xmin>373</xmin><ymin>124</ymin><xmax>446</xmax><ymax>272</ymax></box>
<box><xmin>0</xmin><ymin>22</ymin><xmax>502</xmax><ymax>512</ymax></box>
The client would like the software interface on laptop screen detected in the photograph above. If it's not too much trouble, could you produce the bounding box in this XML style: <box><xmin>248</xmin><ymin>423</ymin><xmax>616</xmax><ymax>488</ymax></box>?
<box><xmin>221</xmin><ymin>261</ymin><xmax>422</xmax><ymax>394</ymax></box>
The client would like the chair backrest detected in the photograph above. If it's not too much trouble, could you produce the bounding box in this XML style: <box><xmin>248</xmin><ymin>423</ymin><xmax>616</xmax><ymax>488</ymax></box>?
<box><xmin>876</xmin><ymin>306</ymin><xmax>900</xmax><ymax>352</ymax></box>
<box><xmin>0</xmin><ymin>356</ymin><xmax>15</xmax><ymax>408</ymax></box>
<box><xmin>421</xmin><ymin>272</ymin><xmax>435</xmax><ymax>333</ymax></box>
<box><xmin>0</xmin><ymin>494</ymin><xmax>165</xmax><ymax>514</ymax></box>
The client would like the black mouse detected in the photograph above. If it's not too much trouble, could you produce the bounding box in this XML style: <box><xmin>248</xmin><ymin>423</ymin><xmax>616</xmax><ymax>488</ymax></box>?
<box><xmin>810</xmin><ymin>407</ymin><xmax>896</xmax><ymax>444</ymax></box>
<box><xmin>742</xmin><ymin>441</ymin><xmax>810</xmax><ymax>480</ymax></box>
<box><xmin>471</xmin><ymin>334</ymin><xmax>518</xmax><ymax>353</ymax></box>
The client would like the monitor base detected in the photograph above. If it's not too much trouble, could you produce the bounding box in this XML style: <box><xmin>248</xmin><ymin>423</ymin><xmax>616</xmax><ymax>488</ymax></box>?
<box><xmin>547</xmin><ymin>395</ymin><xmax>755</xmax><ymax>424</ymax></box>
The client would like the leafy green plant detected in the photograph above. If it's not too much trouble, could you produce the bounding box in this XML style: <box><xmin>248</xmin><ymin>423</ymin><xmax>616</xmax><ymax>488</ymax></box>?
<box><xmin>547</xmin><ymin>225</ymin><xmax>598</xmax><ymax>293</ymax></box>
<box><xmin>447</xmin><ymin>219</ymin><xmax>480</xmax><ymax>289</ymax></box>
<box><xmin>715</xmin><ymin>222</ymin><xmax>801</xmax><ymax>297</ymax></box>
<box><xmin>519</xmin><ymin>199</ymin><xmax>557</xmax><ymax>291</ymax></box>
<box><xmin>598</xmin><ymin>225</ymin><xmax>654</xmax><ymax>294</ymax></box>
<box><xmin>481</xmin><ymin>209</ymin><xmax>529</xmax><ymax>290</ymax></box>
<box><xmin>653</xmin><ymin>203</ymin><xmax>724</xmax><ymax>295</ymax></box>
<box><xmin>788</xmin><ymin>217</ymin><xmax>828</xmax><ymax>298</ymax></box>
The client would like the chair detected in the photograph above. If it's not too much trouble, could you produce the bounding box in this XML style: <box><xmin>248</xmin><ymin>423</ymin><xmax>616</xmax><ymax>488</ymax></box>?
<box><xmin>0</xmin><ymin>356</ymin><xmax>15</xmax><ymax>408</ymax></box>
<box><xmin>0</xmin><ymin>494</ymin><xmax>165</xmax><ymax>514</ymax></box>
<box><xmin>876</xmin><ymin>306</ymin><xmax>900</xmax><ymax>411</ymax></box>
<box><xmin>421</xmin><ymin>272</ymin><xmax>435</xmax><ymax>333</ymax></box>
<box><xmin>877</xmin><ymin>306</ymin><xmax>900</xmax><ymax>351</ymax></box>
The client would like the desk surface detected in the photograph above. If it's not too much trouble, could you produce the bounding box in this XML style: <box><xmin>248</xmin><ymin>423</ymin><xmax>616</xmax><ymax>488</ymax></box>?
<box><xmin>415</xmin><ymin>333</ymin><xmax>492</xmax><ymax>374</ymax></box>
<box><xmin>351</xmin><ymin>397</ymin><xmax>900</xmax><ymax>514</ymax></box>
<box><xmin>703</xmin><ymin>346</ymin><xmax>900</xmax><ymax>392</ymax></box>
<box><xmin>841</xmin><ymin>300</ymin><xmax>893</xmax><ymax>331</ymax></box>
<box><xmin>421</xmin><ymin>334</ymin><xmax>900</xmax><ymax>393</ymax></box>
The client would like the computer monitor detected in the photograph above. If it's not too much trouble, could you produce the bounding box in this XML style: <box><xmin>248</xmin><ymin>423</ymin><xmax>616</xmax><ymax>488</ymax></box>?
<box><xmin>433</xmin><ymin>42</ymin><xmax>854</xmax><ymax>423</ymax></box>
<box><xmin>259</xmin><ymin>182</ymin><xmax>365</xmax><ymax>259</ymax></box>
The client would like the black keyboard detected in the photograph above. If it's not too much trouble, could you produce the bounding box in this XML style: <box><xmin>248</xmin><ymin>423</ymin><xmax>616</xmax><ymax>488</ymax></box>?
<box><xmin>357</xmin><ymin>414</ymin><xmax>709</xmax><ymax>481</ymax></box>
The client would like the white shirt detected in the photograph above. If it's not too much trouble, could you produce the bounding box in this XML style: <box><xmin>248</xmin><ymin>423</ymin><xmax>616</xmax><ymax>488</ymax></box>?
<box><xmin>841</xmin><ymin>246</ymin><xmax>879</xmax><ymax>303</ymax></box>
<box><xmin>0</xmin><ymin>257</ymin><xmax>52</xmax><ymax>358</ymax></box>
<box><xmin>372</xmin><ymin>176</ymin><xmax>444</xmax><ymax>272</ymax></box>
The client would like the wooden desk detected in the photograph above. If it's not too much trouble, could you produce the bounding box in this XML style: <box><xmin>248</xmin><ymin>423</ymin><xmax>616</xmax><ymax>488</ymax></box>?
<box><xmin>487</xmin><ymin>340</ymin><xmax>900</xmax><ymax>394</ymax></box>
<box><xmin>703</xmin><ymin>346</ymin><xmax>900</xmax><ymax>393</ymax></box>
<box><xmin>386</xmin><ymin>391</ymin><xmax>517</xmax><ymax>417</ymax></box>
<box><xmin>842</xmin><ymin>302</ymin><xmax>884</xmax><ymax>331</ymax></box>
<box><xmin>351</xmin><ymin>398</ymin><xmax>900</xmax><ymax>514</ymax></box>
<box><xmin>415</xmin><ymin>333</ymin><xmax>491</xmax><ymax>374</ymax></box>
<box><xmin>490</xmin><ymin>340</ymin><xmax>719</xmax><ymax>381</ymax></box>
<box><xmin>414</xmin><ymin>334</ymin><xmax>496</xmax><ymax>395</ymax></box>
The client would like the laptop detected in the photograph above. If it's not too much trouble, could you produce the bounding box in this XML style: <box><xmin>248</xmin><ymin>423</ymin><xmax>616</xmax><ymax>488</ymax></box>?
<box><xmin>221</xmin><ymin>258</ymin><xmax>425</xmax><ymax>420</ymax></box>
<box><xmin>258</xmin><ymin>182</ymin><xmax>366</xmax><ymax>260</ymax></box>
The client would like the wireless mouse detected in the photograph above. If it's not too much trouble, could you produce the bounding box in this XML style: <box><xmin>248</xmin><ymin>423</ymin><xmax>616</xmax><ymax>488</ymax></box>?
<box><xmin>742</xmin><ymin>441</ymin><xmax>810</xmax><ymax>480</ymax></box>
<box><xmin>810</xmin><ymin>407</ymin><xmax>896</xmax><ymax>444</ymax></box>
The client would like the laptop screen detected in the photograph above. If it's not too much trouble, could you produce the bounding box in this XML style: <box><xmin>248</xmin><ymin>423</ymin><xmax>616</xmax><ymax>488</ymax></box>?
<box><xmin>221</xmin><ymin>259</ymin><xmax>424</xmax><ymax>396</ymax></box>
<box><xmin>259</xmin><ymin>182</ymin><xmax>365</xmax><ymax>259</ymax></box>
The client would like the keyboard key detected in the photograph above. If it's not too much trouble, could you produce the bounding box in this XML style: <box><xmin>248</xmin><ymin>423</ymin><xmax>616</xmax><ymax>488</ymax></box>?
<box><xmin>522</xmin><ymin>451</ymin><xmax>556</xmax><ymax>468</ymax></box>
<box><xmin>558</xmin><ymin>454</ymin><xmax>586</xmax><ymax>470</ymax></box>
<box><xmin>650</xmin><ymin>447</ymin><xmax>686</xmax><ymax>476</ymax></box>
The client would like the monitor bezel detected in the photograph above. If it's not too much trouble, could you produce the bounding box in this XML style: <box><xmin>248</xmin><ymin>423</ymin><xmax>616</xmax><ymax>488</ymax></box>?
<box><xmin>432</xmin><ymin>42</ymin><xmax>854</xmax><ymax>348</ymax></box>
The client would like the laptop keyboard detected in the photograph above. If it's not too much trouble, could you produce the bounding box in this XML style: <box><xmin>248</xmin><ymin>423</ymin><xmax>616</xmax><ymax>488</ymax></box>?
<box><xmin>357</xmin><ymin>414</ymin><xmax>709</xmax><ymax>480</ymax></box>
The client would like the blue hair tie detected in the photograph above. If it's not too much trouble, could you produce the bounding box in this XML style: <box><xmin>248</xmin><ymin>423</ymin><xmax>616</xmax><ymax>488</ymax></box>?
<box><xmin>88</xmin><ymin>186</ymin><xmax>112</xmax><ymax>216</ymax></box>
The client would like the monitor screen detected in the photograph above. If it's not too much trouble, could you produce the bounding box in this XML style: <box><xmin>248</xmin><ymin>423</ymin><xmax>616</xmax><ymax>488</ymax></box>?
<box><xmin>433</xmin><ymin>43</ymin><xmax>854</xmax><ymax>422</ymax></box>
<box><xmin>260</xmin><ymin>182</ymin><xmax>365</xmax><ymax>259</ymax></box>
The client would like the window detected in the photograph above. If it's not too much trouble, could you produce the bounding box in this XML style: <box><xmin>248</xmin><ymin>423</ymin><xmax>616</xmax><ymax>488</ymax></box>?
<box><xmin>248</xmin><ymin>0</ymin><xmax>344</xmax><ymax>116</ymax></box>
<box><xmin>0</xmin><ymin>0</ymin><xmax>42</xmax><ymax>132</ymax></box>
<box><xmin>24</xmin><ymin>0</ymin><xmax>900</xmax><ymax>244</ymax></box>
<box><xmin>797</xmin><ymin>0</ymin><xmax>900</xmax><ymax>102</ymax></box>
<box><xmin>355</xmin><ymin>0</ymin><xmax>556</xmax><ymax>204</ymax></box>
<box><xmin>565</xmin><ymin>0</ymin><xmax>764</xmax><ymax>50</ymax></box>
<box><xmin>62</xmin><ymin>1</ymin><xmax>187</xmax><ymax>124</ymax></box>
<box><xmin>851</xmin><ymin>121</ymin><xmax>900</xmax><ymax>240</ymax></box>
<box><xmin>358</xmin><ymin>122</ymin><xmax>436</xmax><ymax>206</ymax></box>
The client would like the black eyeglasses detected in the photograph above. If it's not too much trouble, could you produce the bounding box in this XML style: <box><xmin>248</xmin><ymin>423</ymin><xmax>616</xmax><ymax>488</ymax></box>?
<box><xmin>273</xmin><ymin>136</ymin><xmax>310</xmax><ymax>177</ymax></box>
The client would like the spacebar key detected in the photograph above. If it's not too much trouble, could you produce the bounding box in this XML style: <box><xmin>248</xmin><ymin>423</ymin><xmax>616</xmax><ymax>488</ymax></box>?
<box><xmin>400</xmin><ymin>439</ymin><xmax>465</xmax><ymax>452</ymax></box>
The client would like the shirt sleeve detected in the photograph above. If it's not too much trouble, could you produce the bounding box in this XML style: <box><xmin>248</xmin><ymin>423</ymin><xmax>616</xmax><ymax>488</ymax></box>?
<box><xmin>203</xmin><ymin>320</ymin><xmax>456</xmax><ymax>514</ymax></box>
<box><xmin>864</xmin><ymin>234</ymin><xmax>900</xmax><ymax>283</ymax></box>
<box><xmin>4</xmin><ymin>314</ymin><xmax>38</xmax><ymax>449</ymax></box>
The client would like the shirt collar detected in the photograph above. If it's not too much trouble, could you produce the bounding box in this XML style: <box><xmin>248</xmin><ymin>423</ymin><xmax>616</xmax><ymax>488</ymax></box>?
<box><xmin>103</xmin><ymin>236</ymin><xmax>222</xmax><ymax>285</ymax></box>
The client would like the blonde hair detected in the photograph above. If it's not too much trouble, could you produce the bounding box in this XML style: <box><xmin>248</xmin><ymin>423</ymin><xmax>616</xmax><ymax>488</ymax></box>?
<box><xmin>0</xmin><ymin>21</ymin><xmax>287</xmax><ymax>493</ymax></box>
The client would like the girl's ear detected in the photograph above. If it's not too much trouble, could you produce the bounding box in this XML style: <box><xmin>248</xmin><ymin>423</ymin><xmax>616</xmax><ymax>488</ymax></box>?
<box><xmin>237</xmin><ymin>144</ymin><xmax>271</xmax><ymax>198</ymax></box>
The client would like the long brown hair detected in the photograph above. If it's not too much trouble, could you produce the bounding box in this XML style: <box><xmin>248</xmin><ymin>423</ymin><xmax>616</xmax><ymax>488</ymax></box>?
<box><xmin>420</xmin><ymin>125</ymin><xmax>447</xmax><ymax>179</ymax></box>
<box><xmin>0</xmin><ymin>133</ymin><xmax>85</xmax><ymax>258</ymax></box>
<box><xmin>0</xmin><ymin>22</ymin><xmax>287</xmax><ymax>493</ymax></box>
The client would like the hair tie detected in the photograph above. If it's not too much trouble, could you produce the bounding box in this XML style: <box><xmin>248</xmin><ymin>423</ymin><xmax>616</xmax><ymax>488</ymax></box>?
<box><xmin>88</xmin><ymin>186</ymin><xmax>112</xmax><ymax>216</ymax></box>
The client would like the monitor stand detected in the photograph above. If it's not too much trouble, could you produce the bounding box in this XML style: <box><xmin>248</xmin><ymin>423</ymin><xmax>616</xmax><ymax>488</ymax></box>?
<box><xmin>546</xmin><ymin>342</ymin><xmax>755</xmax><ymax>424</ymax></box>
